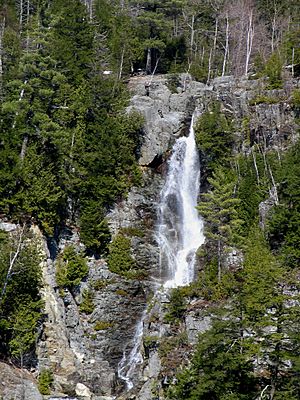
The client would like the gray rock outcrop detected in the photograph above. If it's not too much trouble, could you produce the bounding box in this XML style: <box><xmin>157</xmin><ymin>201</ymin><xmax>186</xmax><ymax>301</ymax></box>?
<box><xmin>2</xmin><ymin>74</ymin><xmax>298</xmax><ymax>400</ymax></box>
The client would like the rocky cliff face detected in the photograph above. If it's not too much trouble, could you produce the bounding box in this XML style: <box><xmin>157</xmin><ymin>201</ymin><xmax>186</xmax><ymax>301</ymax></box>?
<box><xmin>1</xmin><ymin>74</ymin><xmax>298</xmax><ymax>400</ymax></box>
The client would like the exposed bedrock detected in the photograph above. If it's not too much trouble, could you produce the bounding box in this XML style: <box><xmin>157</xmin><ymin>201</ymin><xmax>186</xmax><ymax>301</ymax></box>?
<box><xmin>6</xmin><ymin>74</ymin><xmax>298</xmax><ymax>400</ymax></box>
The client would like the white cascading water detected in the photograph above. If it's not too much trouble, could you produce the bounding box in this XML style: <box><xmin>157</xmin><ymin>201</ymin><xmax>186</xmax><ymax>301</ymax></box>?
<box><xmin>158</xmin><ymin>113</ymin><xmax>204</xmax><ymax>287</ymax></box>
<box><xmin>118</xmin><ymin>113</ymin><xmax>204</xmax><ymax>390</ymax></box>
<box><xmin>117</xmin><ymin>311</ymin><xmax>146</xmax><ymax>390</ymax></box>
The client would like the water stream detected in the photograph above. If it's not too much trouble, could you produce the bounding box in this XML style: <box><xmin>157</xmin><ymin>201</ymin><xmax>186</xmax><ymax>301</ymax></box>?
<box><xmin>158</xmin><ymin>113</ymin><xmax>204</xmax><ymax>287</ymax></box>
<box><xmin>117</xmin><ymin>113</ymin><xmax>204</xmax><ymax>390</ymax></box>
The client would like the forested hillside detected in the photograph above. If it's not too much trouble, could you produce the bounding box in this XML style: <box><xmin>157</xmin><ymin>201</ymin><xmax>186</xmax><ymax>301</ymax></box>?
<box><xmin>0</xmin><ymin>0</ymin><xmax>299</xmax><ymax>399</ymax></box>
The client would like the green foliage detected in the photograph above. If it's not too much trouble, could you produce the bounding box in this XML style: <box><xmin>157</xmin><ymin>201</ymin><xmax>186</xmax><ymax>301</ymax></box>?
<box><xmin>189</xmin><ymin>62</ymin><xmax>208</xmax><ymax>83</ymax></box>
<box><xmin>292</xmin><ymin>89</ymin><xmax>300</xmax><ymax>120</ymax></box>
<box><xmin>235</xmin><ymin>154</ymin><xmax>269</xmax><ymax>233</ymax></box>
<box><xmin>195</xmin><ymin>102</ymin><xmax>234</xmax><ymax>176</ymax></box>
<box><xmin>249</xmin><ymin>94</ymin><xmax>281</xmax><ymax>105</ymax></box>
<box><xmin>143</xmin><ymin>335</ymin><xmax>159</xmax><ymax>349</ymax></box>
<box><xmin>264</xmin><ymin>52</ymin><xmax>283</xmax><ymax>89</ymax></box>
<box><xmin>119</xmin><ymin>226</ymin><xmax>144</xmax><ymax>238</ymax></box>
<box><xmin>92</xmin><ymin>279</ymin><xmax>111</xmax><ymax>290</ymax></box>
<box><xmin>79</xmin><ymin>288</ymin><xmax>94</xmax><ymax>314</ymax></box>
<box><xmin>115</xmin><ymin>289</ymin><xmax>129</xmax><ymax>296</ymax></box>
<box><xmin>94</xmin><ymin>320</ymin><xmax>113</xmax><ymax>331</ymax></box>
<box><xmin>166</xmin><ymin>74</ymin><xmax>180</xmax><ymax>93</ymax></box>
<box><xmin>56</xmin><ymin>246</ymin><xmax>88</xmax><ymax>290</ymax></box>
<box><xmin>198</xmin><ymin>168</ymin><xmax>242</xmax><ymax>244</ymax></box>
<box><xmin>107</xmin><ymin>234</ymin><xmax>136</xmax><ymax>276</ymax></box>
<box><xmin>50</xmin><ymin>0</ymin><xmax>94</xmax><ymax>84</ymax></box>
<box><xmin>0</xmin><ymin>227</ymin><xmax>43</xmax><ymax>362</ymax></box>
<box><xmin>268</xmin><ymin>141</ymin><xmax>300</xmax><ymax>267</ymax></box>
<box><xmin>169</xmin><ymin>228</ymin><xmax>300</xmax><ymax>399</ymax></box>
<box><xmin>169</xmin><ymin>318</ymin><xmax>258</xmax><ymax>400</ymax></box>
<box><xmin>38</xmin><ymin>369</ymin><xmax>54</xmax><ymax>395</ymax></box>
<box><xmin>164</xmin><ymin>288</ymin><xmax>187</xmax><ymax>323</ymax></box>
<box><xmin>79</xmin><ymin>205</ymin><xmax>111</xmax><ymax>254</ymax></box>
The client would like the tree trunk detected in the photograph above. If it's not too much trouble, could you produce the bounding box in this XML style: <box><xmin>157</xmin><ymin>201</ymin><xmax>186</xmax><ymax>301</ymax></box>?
<box><xmin>222</xmin><ymin>13</ymin><xmax>229</xmax><ymax>77</ymax></box>
<box><xmin>252</xmin><ymin>147</ymin><xmax>260</xmax><ymax>185</ymax></box>
<box><xmin>0</xmin><ymin>226</ymin><xmax>25</xmax><ymax>304</ymax></box>
<box><xmin>207</xmin><ymin>48</ymin><xmax>212</xmax><ymax>83</ymax></box>
<box><xmin>26</xmin><ymin>0</ymin><xmax>30</xmax><ymax>50</ymax></box>
<box><xmin>217</xmin><ymin>239</ymin><xmax>221</xmax><ymax>283</ymax></box>
<box><xmin>19</xmin><ymin>0</ymin><xmax>24</xmax><ymax>30</ymax></box>
<box><xmin>245</xmin><ymin>9</ymin><xmax>254</xmax><ymax>76</ymax></box>
<box><xmin>146</xmin><ymin>48</ymin><xmax>152</xmax><ymax>74</ymax></box>
<box><xmin>20</xmin><ymin>135</ymin><xmax>28</xmax><ymax>164</ymax></box>
<box><xmin>118</xmin><ymin>45</ymin><xmax>125</xmax><ymax>80</ymax></box>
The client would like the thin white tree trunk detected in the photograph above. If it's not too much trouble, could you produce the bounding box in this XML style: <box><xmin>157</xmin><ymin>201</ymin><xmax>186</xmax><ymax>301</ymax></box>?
<box><xmin>271</xmin><ymin>8</ymin><xmax>277</xmax><ymax>52</ymax></box>
<box><xmin>19</xmin><ymin>0</ymin><xmax>24</xmax><ymax>30</ymax></box>
<box><xmin>26</xmin><ymin>0</ymin><xmax>30</xmax><ymax>50</ymax></box>
<box><xmin>0</xmin><ymin>226</ymin><xmax>25</xmax><ymax>303</ymax></box>
<box><xmin>190</xmin><ymin>14</ymin><xmax>195</xmax><ymax>57</ymax></box>
<box><xmin>222</xmin><ymin>13</ymin><xmax>229</xmax><ymax>76</ymax></box>
<box><xmin>12</xmin><ymin>80</ymin><xmax>28</xmax><ymax>129</ymax></box>
<box><xmin>245</xmin><ymin>10</ymin><xmax>254</xmax><ymax>75</ymax></box>
<box><xmin>252</xmin><ymin>147</ymin><xmax>260</xmax><ymax>185</ymax></box>
<box><xmin>118</xmin><ymin>45</ymin><xmax>125</xmax><ymax>80</ymax></box>
<box><xmin>268</xmin><ymin>165</ymin><xmax>279</xmax><ymax>205</ymax></box>
<box><xmin>213</xmin><ymin>17</ymin><xmax>218</xmax><ymax>57</ymax></box>
<box><xmin>20</xmin><ymin>135</ymin><xmax>28</xmax><ymax>163</ymax></box>
<box><xmin>207</xmin><ymin>48</ymin><xmax>212</xmax><ymax>83</ymax></box>
<box><xmin>146</xmin><ymin>48</ymin><xmax>151</xmax><ymax>74</ymax></box>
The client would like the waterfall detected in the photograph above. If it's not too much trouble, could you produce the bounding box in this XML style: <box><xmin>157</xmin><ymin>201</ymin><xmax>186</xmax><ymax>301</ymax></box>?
<box><xmin>158</xmin><ymin>113</ymin><xmax>204</xmax><ymax>287</ymax></box>
<box><xmin>118</xmin><ymin>113</ymin><xmax>204</xmax><ymax>390</ymax></box>
<box><xmin>117</xmin><ymin>311</ymin><xmax>146</xmax><ymax>390</ymax></box>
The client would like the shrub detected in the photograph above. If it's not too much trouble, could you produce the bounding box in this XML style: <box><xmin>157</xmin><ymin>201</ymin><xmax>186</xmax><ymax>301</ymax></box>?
<box><xmin>164</xmin><ymin>288</ymin><xmax>187</xmax><ymax>323</ymax></box>
<box><xmin>79</xmin><ymin>289</ymin><xmax>95</xmax><ymax>314</ymax></box>
<box><xmin>56</xmin><ymin>246</ymin><xmax>88</xmax><ymax>290</ymax></box>
<box><xmin>166</xmin><ymin>74</ymin><xmax>180</xmax><ymax>93</ymax></box>
<box><xmin>264</xmin><ymin>52</ymin><xmax>283</xmax><ymax>89</ymax></box>
<box><xmin>107</xmin><ymin>234</ymin><xmax>136</xmax><ymax>275</ymax></box>
<box><xmin>249</xmin><ymin>95</ymin><xmax>281</xmax><ymax>105</ymax></box>
<box><xmin>92</xmin><ymin>279</ymin><xmax>108</xmax><ymax>290</ymax></box>
<box><xmin>38</xmin><ymin>369</ymin><xmax>53</xmax><ymax>395</ymax></box>
<box><xmin>195</xmin><ymin>101</ymin><xmax>234</xmax><ymax>177</ymax></box>
<box><xmin>115</xmin><ymin>289</ymin><xmax>129</xmax><ymax>296</ymax></box>
<box><xmin>94</xmin><ymin>320</ymin><xmax>113</xmax><ymax>330</ymax></box>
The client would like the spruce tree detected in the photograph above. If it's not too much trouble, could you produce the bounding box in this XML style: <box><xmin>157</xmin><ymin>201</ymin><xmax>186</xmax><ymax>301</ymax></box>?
<box><xmin>197</xmin><ymin>168</ymin><xmax>242</xmax><ymax>282</ymax></box>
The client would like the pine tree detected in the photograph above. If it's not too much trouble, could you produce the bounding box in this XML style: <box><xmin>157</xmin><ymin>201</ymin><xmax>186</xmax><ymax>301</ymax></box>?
<box><xmin>197</xmin><ymin>168</ymin><xmax>242</xmax><ymax>282</ymax></box>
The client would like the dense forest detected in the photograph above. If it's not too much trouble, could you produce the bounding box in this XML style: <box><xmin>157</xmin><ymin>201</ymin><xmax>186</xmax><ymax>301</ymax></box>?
<box><xmin>0</xmin><ymin>0</ymin><xmax>299</xmax><ymax>399</ymax></box>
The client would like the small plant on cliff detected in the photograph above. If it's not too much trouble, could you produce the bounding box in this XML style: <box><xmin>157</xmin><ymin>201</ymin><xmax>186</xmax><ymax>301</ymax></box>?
<box><xmin>264</xmin><ymin>52</ymin><xmax>283</xmax><ymax>89</ymax></box>
<box><xmin>79</xmin><ymin>288</ymin><xmax>95</xmax><ymax>314</ymax></box>
<box><xmin>164</xmin><ymin>288</ymin><xmax>187</xmax><ymax>324</ymax></box>
<box><xmin>195</xmin><ymin>101</ymin><xmax>234</xmax><ymax>177</ymax></box>
<box><xmin>56</xmin><ymin>246</ymin><xmax>88</xmax><ymax>290</ymax></box>
<box><xmin>94</xmin><ymin>320</ymin><xmax>113</xmax><ymax>330</ymax></box>
<box><xmin>107</xmin><ymin>234</ymin><xmax>136</xmax><ymax>276</ymax></box>
<box><xmin>38</xmin><ymin>368</ymin><xmax>54</xmax><ymax>395</ymax></box>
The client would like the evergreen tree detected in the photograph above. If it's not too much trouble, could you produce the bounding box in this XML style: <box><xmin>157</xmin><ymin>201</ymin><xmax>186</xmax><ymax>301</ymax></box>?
<box><xmin>197</xmin><ymin>168</ymin><xmax>242</xmax><ymax>282</ymax></box>
<box><xmin>195</xmin><ymin>101</ymin><xmax>234</xmax><ymax>177</ymax></box>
